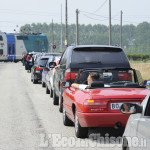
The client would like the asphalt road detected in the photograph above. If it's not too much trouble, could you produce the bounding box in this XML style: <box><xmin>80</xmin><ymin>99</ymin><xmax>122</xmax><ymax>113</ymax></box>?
<box><xmin>0</xmin><ymin>62</ymin><xmax>122</xmax><ymax>150</ymax></box>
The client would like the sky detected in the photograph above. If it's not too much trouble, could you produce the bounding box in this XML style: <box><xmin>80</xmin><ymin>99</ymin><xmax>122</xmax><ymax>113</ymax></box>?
<box><xmin>0</xmin><ymin>0</ymin><xmax>150</xmax><ymax>33</ymax></box>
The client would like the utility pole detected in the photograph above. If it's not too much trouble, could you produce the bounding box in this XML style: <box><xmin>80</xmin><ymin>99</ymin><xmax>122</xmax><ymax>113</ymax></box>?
<box><xmin>61</xmin><ymin>4</ymin><xmax>63</xmax><ymax>52</ymax></box>
<box><xmin>120</xmin><ymin>10</ymin><xmax>123</xmax><ymax>48</ymax></box>
<box><xmin>65</xmin><ymin>0</ymin><xmax>68</xmax><ymax>48</ymax></box>
<box><xmin>76</xmin><ymin>9</ymin><xmax>79</xmax><ymax>45</ymax></box>
<box><xmin>52</xmin><ymin>19</ymin><xmax>54</xmax><ymax>52</ymax></box>
<box><xmin>109</xmin><ymin>0</ymin><xmax>112</xmax><ymax>45</ymax></box>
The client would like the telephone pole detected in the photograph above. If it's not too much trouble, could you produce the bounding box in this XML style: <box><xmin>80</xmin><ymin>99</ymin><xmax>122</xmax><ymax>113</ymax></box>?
<box><xmin>65</xmin><ymin>0</ymin><xmax>68</xmax><ymax>47</ymax></box>
<box><xmin>76</xmin><ymin>9</ymin><xmax>79</xmax><ymax>45</ymax></box>
<box><xmin>61</xmin><ymin>4</ymin><xmax>63</xmax><ymax>52</ymax></box>
<box><xmin>109</xmin><ymin>0</ymin><xmax>112</xmax><ymax>45</ymax></box>
<box><xmin>120</xmin><ymin>10</ymin><xmax>123</xmax><ymax>48</ymax></box>
<box><xmin>52</xmin><ymin>19</ymin><xmax>54</xmax><ymax>52</ymax></box>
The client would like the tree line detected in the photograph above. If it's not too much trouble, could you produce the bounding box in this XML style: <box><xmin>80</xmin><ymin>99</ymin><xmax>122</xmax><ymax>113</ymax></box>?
<box><xmin>20</xmin><ymin>22</ymin><xmax>150</xmax><ymax>54</ymax></box>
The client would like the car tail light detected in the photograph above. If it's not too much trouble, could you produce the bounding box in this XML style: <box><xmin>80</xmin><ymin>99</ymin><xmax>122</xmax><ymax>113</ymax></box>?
<box><xmin>36</xmin><ymin>66</ymin><xmax>43</xmax><ymax>71</ymax></box>
<box><xmin>117</xmin><ymin>73</ymin><xmax>132</xmax><ymax>81</ymax></box>
<box><xmin>64</xmin><ymin>69</ymin><xmax>78</xmax><ymax>80</ymax></box>
<box><xmin>83</xmin><ymin>99</ymin><xmax>110</xmax><ymax>112</ymax></box>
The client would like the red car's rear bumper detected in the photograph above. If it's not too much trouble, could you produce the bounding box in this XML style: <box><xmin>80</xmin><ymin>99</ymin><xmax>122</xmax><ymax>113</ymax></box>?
<box><xmin>77</xmin><ymin>111</ymin><xmax>129</xmax><ymax>127</ymax></box>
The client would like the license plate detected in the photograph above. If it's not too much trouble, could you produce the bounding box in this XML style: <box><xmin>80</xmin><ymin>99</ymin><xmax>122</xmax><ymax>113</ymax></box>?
<box><xmin>111</xmin><ymin>103</ymin><xmax>123</xmax><ymax>110</ymax></box>
<box><xmin>111</xmin><ymin>102</ymin><xmax>140</xmax><ymax>110</ymax></box>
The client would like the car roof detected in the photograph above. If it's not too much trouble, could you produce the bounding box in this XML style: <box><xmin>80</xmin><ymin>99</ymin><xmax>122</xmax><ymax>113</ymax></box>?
<box><xmin>69</xmin><ymin>45</ymin><xmax>122</xmax><ymax>49</ymax></box>
<box><xmin>40</xmin><ymin>56</ymin><xmax>52</xmax><ymax>59</ymax></box>
<box><xmin>43</xmin><ymin>52</ymin><xmax>62</xmax><ymax>56</ymax></box>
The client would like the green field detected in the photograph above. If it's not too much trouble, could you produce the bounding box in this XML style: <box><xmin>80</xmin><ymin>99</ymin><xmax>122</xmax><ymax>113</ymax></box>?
<box><xmin>130</xmin><ymin>61</ymin><xmax>150</xmax><ymax>80</ymax></box>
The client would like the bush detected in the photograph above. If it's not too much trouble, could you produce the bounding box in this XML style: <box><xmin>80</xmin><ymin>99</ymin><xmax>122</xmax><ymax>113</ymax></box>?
<box><xmin>127</xmin><ymin>53</ymin><xmax>150</xmax><ymax>61</ymax></box>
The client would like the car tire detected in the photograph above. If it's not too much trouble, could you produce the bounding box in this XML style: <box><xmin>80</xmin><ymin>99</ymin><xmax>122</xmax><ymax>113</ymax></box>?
<box><xmin>42</xmin><ymin>81</ymin><xmax>45</xmax><ymax>87</ymax></box>
<box><xmin>50</xmin><ymin>87</ymin><xmax>53</xmax><ymax>98</ymax></box>
<box><xmin>122</xmin><ymin>137</ymin><xmax>129</xmax><ymax>150</ymax></box>
<box><xmin>33</xmin><ymin>78</ymin><xmax>38</xmax><ymax>84</ymax></box>
<box><xmin>46</xmin><ymin>85</ymin><xmax>50</xmax><ymax>94</ymax></box>
<box><xmin>63</xmin><ymin>106</ymin><xmax>73</xmax><ymax>126</ymax></box>
<box><xmin>59</xmin><ymin>93</ymin><xmax>63</xmax><ymax>113</ymax></box>
<box><xmin>53</xmin><ymin>89</ymin><xmax>59</xmax><ymax>105</ymax></box>
<box><xmin>75</xmin><ymin>110</ymin><xmax>88</xmax><ymax>138</ymax></box>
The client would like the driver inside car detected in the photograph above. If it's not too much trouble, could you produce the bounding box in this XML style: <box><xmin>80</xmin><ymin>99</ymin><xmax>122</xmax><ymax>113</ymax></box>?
<box><xmin>71</xmin><ymin>72</ymin><xmax>100</xmax><ymax>90</ymax></box>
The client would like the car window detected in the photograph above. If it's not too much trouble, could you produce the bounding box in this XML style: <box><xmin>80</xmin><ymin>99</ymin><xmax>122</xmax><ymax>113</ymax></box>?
<box><xmin>72</xmin><ymin>48</ymin><xmax>128</xmax><ymax>64</ymax></box>
<box><xmin>60</xmin><ymin>51</ymin><xmax>67</xmax><ymax>65</ymax></box>
<box><xmin>38</xmin><ymin>58</ymin><xmax>48</xmax><ymax>66</ymax></box>
<box><xmin>34</xmin><ymin>57</ymin><xmax>40</xmax><ymax>65</ymax></box>
<box><xmin>60</xmin><ymin>49</ymin><xmax>69</xmax><ymax>68</ymax></box>
<box><xmin>135</xmin><ymin>70</ymin><xmax>143</xmax><ymax>86</ymax></box>
<box><xmin>144</xmin><ymin>97</ymin><xmax>150</xmax><ymax>116</ymax></box>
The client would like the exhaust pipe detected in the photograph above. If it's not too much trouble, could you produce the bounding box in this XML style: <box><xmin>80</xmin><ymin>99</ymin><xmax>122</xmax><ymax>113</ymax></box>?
<box><xmin>114</xmin><ymin>122</ymin><xmax>122</xmax><ymax>129</ymax></box>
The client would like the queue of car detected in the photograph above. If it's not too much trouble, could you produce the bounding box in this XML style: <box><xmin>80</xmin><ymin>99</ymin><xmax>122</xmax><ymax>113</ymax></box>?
<box><xmin>22</xmin><ymin>45</ymin><xmax>150</xmax><ymax>149</ymax></box>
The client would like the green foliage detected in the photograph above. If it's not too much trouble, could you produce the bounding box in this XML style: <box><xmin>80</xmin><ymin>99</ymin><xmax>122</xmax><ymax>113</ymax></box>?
<box><xmin>20</xmin><ymin>22</ymin><xmax>150</xmax><ymax>53</ymax></box>
<box><xmin>127</xmin><ymin>53</ymin><xmax>150</xmax><ymax>61</ymax></box>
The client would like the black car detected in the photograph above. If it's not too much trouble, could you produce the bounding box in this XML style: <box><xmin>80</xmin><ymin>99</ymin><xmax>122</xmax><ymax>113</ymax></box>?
<box><xmin>31</xmin><ymin>56</ymin><xmax>50</xmax><ymax>84</ymax></box>
<box><xmin>53</xmin><ymin>45</ymin><xmax>131</xmax><ymax>112</ymax></box>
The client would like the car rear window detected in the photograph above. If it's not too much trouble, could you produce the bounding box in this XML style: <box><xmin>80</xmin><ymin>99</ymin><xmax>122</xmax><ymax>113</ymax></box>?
<box><xmin>38</xmin><ymin>58</ymin><xmax>48</xmax><ymax>66</ymax></box>
<box><xmin>72</xmin><ymin>47</ymin><xmax>127</xmax><ymax>64</ymax></box>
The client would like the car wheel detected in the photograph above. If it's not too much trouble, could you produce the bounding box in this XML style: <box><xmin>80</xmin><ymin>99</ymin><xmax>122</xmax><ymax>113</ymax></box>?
<box><xmin>75</xmin><ymin>110</ymin><xmax>88</xmax><ymax>138</ymax></box>
<box><xmin>50</xmin><ymin>87</ymin><xmax>53</xmax><ymax>98</ymax></box>
<box><xmin>59</xmin><ymin>93</ymin><xmax>63</xmax><ymax>113</ymax></box>
<box><xmin>46</xmin><ymin>85</ymin><xmax>50</xmax><ymax>94</ymax></box>
<box><xmin>33</xmin><ymin>78</ymin><xmax>38</xmax><ymax>84</ymax></box>
<box><xmin>122</xmin><ymin>137</ymin><xmax>129</xmax><ymax>150</ymax></box>
<box><xmin>53</xmin><ymin>89</ymin><xmax>59</xmax><ymax>105</ymax></box>
<box><xmin>63</xmin><ymin>106</ymin><xmax>73</xmax><ymax>126</ymax></box>
<box><xmin>42</xmin><ymin>81</ymin><xmax>45</xmax><ymax>87</ymax></box>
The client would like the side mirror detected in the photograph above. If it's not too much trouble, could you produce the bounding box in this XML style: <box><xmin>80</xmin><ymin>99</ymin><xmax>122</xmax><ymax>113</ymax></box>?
<box><xmin>49</xmin><ymin>62</ymin><xmax>56</xmax><ymax>68</ymax></box>
<box><xmin>61</xmin><ymin>81</ymin><xmax>70</xmax><ymax>88</ymax></box>
<box><xmin>120</xmin><ymin>103</ymin><xmax>143</xmax><ymax>115</ymax></box>
<box><xmin>144</xmin><ymin>80</ymin><xmax>150</xmax><ymax>86</ymax></box>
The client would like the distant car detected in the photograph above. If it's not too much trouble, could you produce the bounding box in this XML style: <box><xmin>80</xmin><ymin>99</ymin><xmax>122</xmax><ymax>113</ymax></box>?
<box><xmin>45</xmin><ymin>55</ymin><xmax>61</xmax><ymax>102</ymax></box>
<box><xmin>120</xmin><ymin>88</ymin><xmax>150</xmax><ymax>150</ymax></box>
<box><xmin>41</xmin><ymin>53</ymin><xmax>61</xmax><ymax>89</ymax></box>
<box><xmin>31</xmin><ymin>56</ymin><xmax>51</xmax><ymax>84</ymax></box>
<box><xmin>41</xmin><ymin>56</ymin><xmax>54</xmax><ymax>87</ymax></box>
<box><xmin>53</xmin><ymin>45</ymin><xmax>131</xmax><ymax>112</ymax></box>
<box><xmin>61</xmin><ymin>68</ymin><xmax>149</xmax><ymax>138</ymax></box>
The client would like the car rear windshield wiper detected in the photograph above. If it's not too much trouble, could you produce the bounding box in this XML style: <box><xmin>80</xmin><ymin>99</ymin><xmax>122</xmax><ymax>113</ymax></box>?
<box><xmin>79</xmin><ymin>61</ymin><xmax>101</xmax><ymax>64</ymax></box>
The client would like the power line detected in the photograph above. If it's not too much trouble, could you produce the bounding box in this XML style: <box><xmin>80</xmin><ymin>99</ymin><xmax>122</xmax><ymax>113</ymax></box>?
<box><xmin>82</xmin><ymin>14</ymin><xmax>108</xmax><ymax>22</ymax></box>
<box><xmin>93</xmin><ymin>0</ymin><xmax>108</xmax><ymax>13</ymax></box>
<box><xmin>81</xmin><ymin>13</ymin><xmax>139</xmax><ymax>25</ymax></box>
<box><xmin>80</xmin><ymin>10</ymin><xmax>108</xmax><ymax>19</ymax></box>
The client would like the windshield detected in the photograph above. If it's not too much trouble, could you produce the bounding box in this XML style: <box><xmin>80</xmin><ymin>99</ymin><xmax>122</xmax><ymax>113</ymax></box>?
<box><xmin>38</xmin><ymin>58</ymin><xmax>48</xmax><ymax>67</ymax></box>
<box><xmin>76</xmin><ymin>69</ymin><xmax>140</xmax><ymax>87</ymax></box>
<box><xmin>72</xmin><ymin>48</ymin><xmax>128</xmax><ymax>65</ymax></box>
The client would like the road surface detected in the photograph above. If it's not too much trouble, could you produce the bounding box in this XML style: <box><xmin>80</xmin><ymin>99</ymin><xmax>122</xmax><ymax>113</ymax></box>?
<box><xmin>0</xmin><ymin>62</ymin><xmax>122</xmax><ymax>150</ymax></box>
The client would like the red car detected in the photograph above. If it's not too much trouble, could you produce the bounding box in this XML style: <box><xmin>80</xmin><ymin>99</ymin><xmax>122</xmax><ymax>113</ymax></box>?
<box><xmin>61</xmin><ymin>68</ymin><xmax>150</xmax><ymax>138</ymax></box>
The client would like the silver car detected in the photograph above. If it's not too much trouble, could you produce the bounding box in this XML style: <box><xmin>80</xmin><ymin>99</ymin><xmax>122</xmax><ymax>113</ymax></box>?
<box><xmin>45</xmin><ymin>55</ymin><xmax>61</xmax><ymax>101</ymax></box>
<box><xmin>120</xmin><ymin>89</ymin><xmax>150</xmax><ymax>150</ymax></box>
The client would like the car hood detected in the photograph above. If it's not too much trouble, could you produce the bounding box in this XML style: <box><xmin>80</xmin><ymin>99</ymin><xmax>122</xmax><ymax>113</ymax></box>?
<box><xmin>87</xmin><ymin>88</ymin><xmax>150</xmax><ymax>99</ymax></box>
